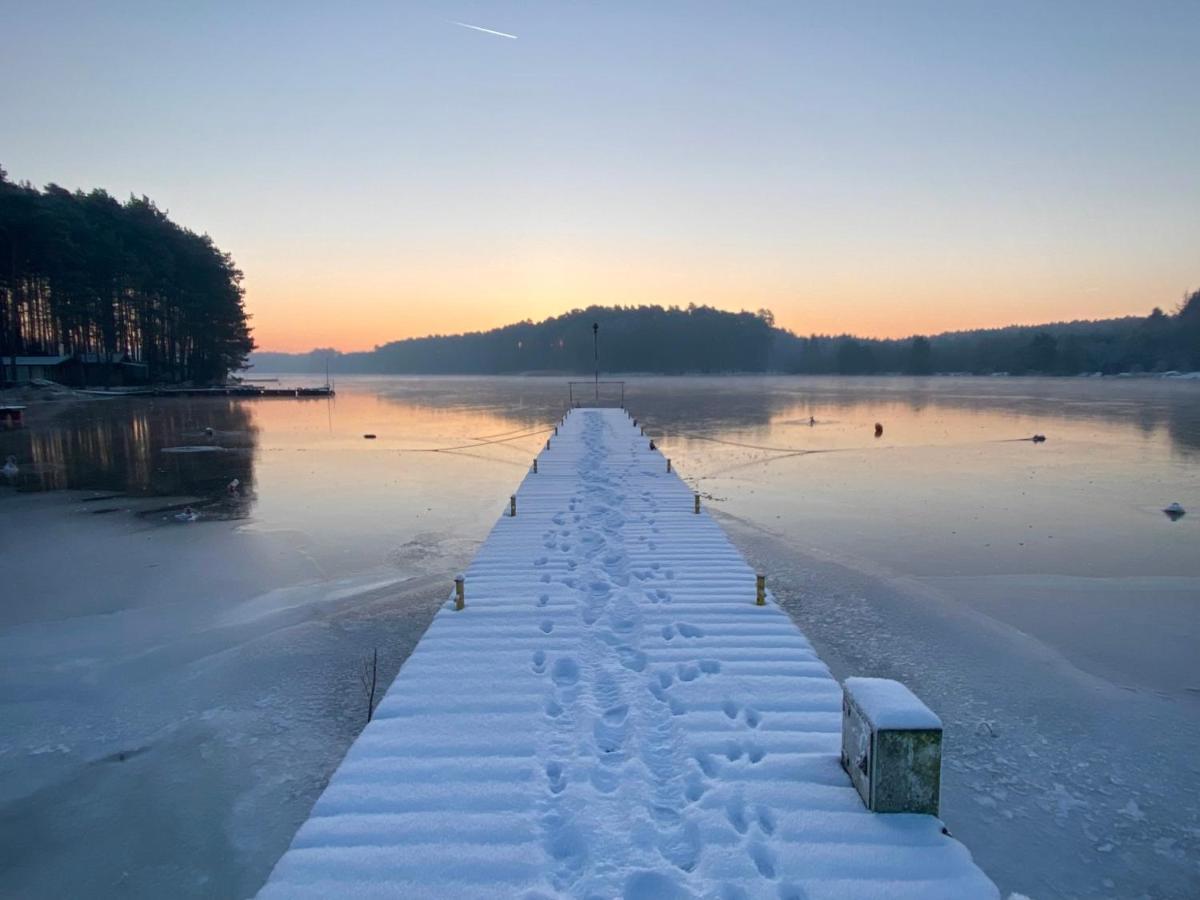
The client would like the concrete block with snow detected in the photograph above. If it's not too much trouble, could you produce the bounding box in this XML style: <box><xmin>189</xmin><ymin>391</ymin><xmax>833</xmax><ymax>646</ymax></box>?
<box><xmin>842</xmin><ymin>676</ymin><xmax>943</xmax><ymax>815</ymax></box>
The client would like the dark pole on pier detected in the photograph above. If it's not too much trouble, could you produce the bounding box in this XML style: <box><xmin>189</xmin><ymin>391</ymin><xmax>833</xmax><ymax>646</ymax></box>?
<box><xmin>592</xmin><ymin>322</ymin><xmax>599</xmax><ymax>402</ymax></box>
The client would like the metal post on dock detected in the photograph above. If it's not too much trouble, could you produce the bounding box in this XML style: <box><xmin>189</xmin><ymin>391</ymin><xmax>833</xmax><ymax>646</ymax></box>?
<box><xmin>694</xmin><ymin>493</ymin><xmax>701</xmax><ymax>514</ymax></box>
<box><xmin>510</xmin><ymin>495</ymin><xmax>517</xmax><ymax>517</ymax></box>
<box><xmin>533</xmin><ymin>459</ymin><xmax>538</xmax><ymax>474</ymax></box>
<box><xmin>666</xmin><ymin>458</ymin><xmax>672</xmax><ymax>473</ymax></box>
<box><xmin>555</xmin><ymin>426</ymin><xmax>558</xmax><ymax>435</ymax></box>
<box><xmin>593</xmin><ymin>322</ymin><xmax>600</xmax><ymax>403</ymax></box>
<box><xmin>454</xmin><ymin>576</ymin><xmax>465</xmax><ymax>611</ymax></box>
<box><xmin>546</xmin><ymin>439</ymin><xmax>551</xmax><ymax>451</ymax></box>
<box><xmin>756</xmin><ymin>574</ymin><xmax>766</xmax><ymax>606</ymax></box>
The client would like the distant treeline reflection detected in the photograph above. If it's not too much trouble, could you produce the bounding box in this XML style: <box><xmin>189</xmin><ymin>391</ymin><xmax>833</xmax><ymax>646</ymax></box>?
<box><xmin>13</xmin><ymin>398</ymin><xmax>257</xmax><ymax>506</ymax></box>
<box><xmin>253</xmin><ymin>298</ymin><xmax>1200</xmax><ymax>377</ymax></box>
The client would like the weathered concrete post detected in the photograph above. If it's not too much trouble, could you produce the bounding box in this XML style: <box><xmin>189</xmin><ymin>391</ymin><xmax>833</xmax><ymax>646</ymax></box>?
<box><xmin>454</xmin><ymin>576</ymin><xmax>465</xmax><ymax>611</ymax></box>
<box><xmin>510</xmin><ymin>495</ymin><xmax>517</xmax><ymax>517</ymax></box>
<box><xmin>694</xmin><ymin>493</ymin><xmax>701</xmax><ymax>514</ymax></box>
<box><xmin>756</xmin><ymin>574</ymin><xmax>766</xmax><ymax>605</ymax></box>
<box><xmin>841</xmin><ymin>678</ymin><xmax>942</xmax><ymax>815</ymax></box>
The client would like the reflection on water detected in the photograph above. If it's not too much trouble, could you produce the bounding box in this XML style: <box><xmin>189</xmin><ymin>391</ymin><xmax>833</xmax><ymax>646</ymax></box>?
<box><xmin>2</xmin><ymin>376</ymin><xmax>1198</xmax><ymax>505</ymax></box>
<box><xmin>1</xmin><ymin>398</ymin><xmax>259</xmax><ymax>516</ymax></box>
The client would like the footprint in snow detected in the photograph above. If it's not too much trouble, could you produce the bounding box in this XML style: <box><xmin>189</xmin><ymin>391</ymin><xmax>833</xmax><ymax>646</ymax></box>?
<box><xmin>656</xmin><ymin>819</ymin><xmax>702</xmax><ymax>873</ymax></box>
<box><xmin>676</xmin><ymin>623</ymin><xmax>704</xmax><ymax>638</ymax></box>
<box><xmin>546</xmin><ymin>760</ymin><xmax>567</xmax><ymax>794</ymax></box>
<box><xmin>662</xmin><ymin>624</ymin><xmax>677</xmax><ymax>641</ymax></box>
<box><xmin>618</xmin><ymin>647</ymin><xmax>648</xmax><ymax>672</ymax></box>
<box><xmin>749</xmin><ymin>841</ymin><xmax>777</xmax><ymax>879</ymax></box>
<box><xmin>538</xmin><ymin>593</ymin><xmax>550</xmax><ymax>607</ymax></box>
<box><xmin>534</xmin><ymin>556</ymin><xmax>548</xmax><ymax>567</ymax></box>
<box><xmin>726</xmin><ymin>798</ymin><xmax>749</xmax><ymax>834</ymax></box>
<box><xmin>540</xmin><ymin>620</ymin><xmax>554</xmax><ymax>634</ymax></box>
<box><xmin>531</xmin><ymin>650</ymin><xmax>547</xmax><ymax>673</ymax></box>
<box><xmin>694</xmin><ymin>751</ymin><xmax>720</xmax><ymax>778</ymax></box>
<box><xmin>603</xmin><ymin>704</ymin><xmax>629</xmax><ymax>724</ymax></box>
<box><xmin>551</xmin><ymin>657</ymin><xmax>580</xmax><ymax>686</ymax></box>
<box><xmin>756</xmin><ymin>806</ymin><xmax>776</xmax><ymax>835</ymax></box>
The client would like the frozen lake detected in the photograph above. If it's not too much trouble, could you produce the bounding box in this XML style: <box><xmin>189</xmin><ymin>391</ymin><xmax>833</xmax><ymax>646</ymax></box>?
<box><xmin>1</xmin><ymin>375</ymin><xmax>1198</xmax><ymax>898</ymax></box>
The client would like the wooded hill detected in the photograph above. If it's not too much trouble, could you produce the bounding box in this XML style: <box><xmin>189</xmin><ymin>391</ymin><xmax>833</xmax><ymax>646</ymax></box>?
<box><xmin>252</xmin><ymin>296</ymin><xmax>1200</xmax><ymax>376</ymax></box>
<box><xmin>0</xmin><ymin>168</ymin><xmax>253</xmax><ymax>384</ymax></box>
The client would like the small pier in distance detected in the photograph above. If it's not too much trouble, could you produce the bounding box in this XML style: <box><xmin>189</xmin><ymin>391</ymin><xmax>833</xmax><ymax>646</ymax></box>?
<box><xmin>260</xmin><ymin>407</ymin><xmax>996</xmax><ymax>899</ymax></box>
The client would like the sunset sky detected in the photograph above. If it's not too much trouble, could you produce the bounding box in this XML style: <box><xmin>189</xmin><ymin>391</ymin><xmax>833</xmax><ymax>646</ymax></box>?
<box><xmin>3</xmin><ymin>1</ymin><xmax>1198</xmax><ymax>352</ymax></box>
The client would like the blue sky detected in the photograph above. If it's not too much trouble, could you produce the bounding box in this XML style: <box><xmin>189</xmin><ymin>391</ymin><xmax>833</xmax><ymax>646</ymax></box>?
<box><xmin>3</xmin><ymin>1</ymin><xmax>1197</xmax><ymax>350</ymax></box>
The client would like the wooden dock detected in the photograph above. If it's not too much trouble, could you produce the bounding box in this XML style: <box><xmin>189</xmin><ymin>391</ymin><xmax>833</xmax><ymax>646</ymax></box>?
<box><xmin>259</xmin><ymin>407</ymin><xmax>996</xmax><ymax>899</ymax></box>
<box><xmin>76</xmin><ymin>385</ymin><xmax>333</xmax><ymax>398</ymax></box>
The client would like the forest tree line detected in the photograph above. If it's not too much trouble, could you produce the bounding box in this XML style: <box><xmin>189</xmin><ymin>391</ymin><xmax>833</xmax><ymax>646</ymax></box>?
<box><xmin>0</xmin><ymin>168</ymin><xmax>253</xmax><ymax>384</ymax></box>
<box><xmin>253</xmin><ymin>295</ymin><xmax>1200</xmax><ymax>376</ymax></box>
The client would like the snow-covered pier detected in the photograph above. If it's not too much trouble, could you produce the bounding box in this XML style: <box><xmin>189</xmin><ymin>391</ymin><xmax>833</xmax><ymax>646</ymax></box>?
<box><xmin>260</xmin><ymin>407</ymin><xmax>997</xmax><ymax>899</ymax></box>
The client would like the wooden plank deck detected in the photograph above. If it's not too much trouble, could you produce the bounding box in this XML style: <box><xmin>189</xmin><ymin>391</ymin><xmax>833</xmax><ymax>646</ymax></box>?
<box><xmin>259</xmin><ymin>406</ymin><xmax>996</xmax><ymax>899</ymax></box>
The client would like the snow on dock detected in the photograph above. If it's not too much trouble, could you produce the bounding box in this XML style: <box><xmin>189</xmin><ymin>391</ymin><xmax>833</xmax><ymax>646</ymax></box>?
<box><xmin>260</xmin><ymin>407</ymin><xmax>997</xmax><ymax>899</ymax></box>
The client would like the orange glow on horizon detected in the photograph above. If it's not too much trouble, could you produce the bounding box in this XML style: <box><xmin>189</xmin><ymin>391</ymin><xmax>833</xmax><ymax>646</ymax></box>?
<box><xmin>246</xmin><ymin>272</ymin><xmax>1179</xmax><ymax>354</ymax></box>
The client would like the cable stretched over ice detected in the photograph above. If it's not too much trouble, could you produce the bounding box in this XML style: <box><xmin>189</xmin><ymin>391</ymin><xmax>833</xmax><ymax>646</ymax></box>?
<box><xmin>396</xmin><ymin>426</ymin><xmax>553</xmax><ymax>453</ymax></box>
<box><xmin>665</xmin><ymin>431</ymin><xmax>828</xmax><ymax>454</ymax></box>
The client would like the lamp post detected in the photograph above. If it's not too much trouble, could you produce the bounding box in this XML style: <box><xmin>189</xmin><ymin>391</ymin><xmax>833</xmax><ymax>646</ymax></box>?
<box><xmin>592</xmin><ymin>322</ymin><xmax>599</xmax><ymax>402</ymax></box>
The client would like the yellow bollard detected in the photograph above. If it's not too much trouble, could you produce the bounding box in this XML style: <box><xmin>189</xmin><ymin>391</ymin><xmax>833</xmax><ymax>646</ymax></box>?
<box><xmin>455</xmin><ymin>576</ymin><xmax>465</xmax><ymax>610</ymax></box>
<box><xmin>694</xmin><ymin>493</ymin><xmax>701</xmax><ymax>514</ymax></box>
<box><xmin>510</xmin><ymin>495</ymin><xmax>517</xmax><ymax>517</ymax></box>
<box><xmin>756</xmin><ymin>574</ymin><xmax>766</xmax><ymax>606</ymax></box>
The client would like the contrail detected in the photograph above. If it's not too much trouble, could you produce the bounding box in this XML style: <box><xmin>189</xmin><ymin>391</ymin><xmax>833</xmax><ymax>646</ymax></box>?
<box><xmin>450</xmin><ymin>20</ymin><xmax>518</xmax><ymax>39</ymax></box>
